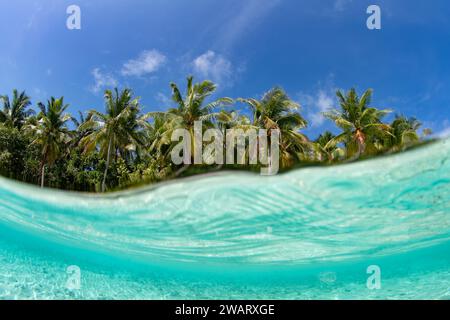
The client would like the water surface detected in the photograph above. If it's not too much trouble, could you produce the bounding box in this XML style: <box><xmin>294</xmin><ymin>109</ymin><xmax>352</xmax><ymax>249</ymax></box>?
<box><xmin>1</xmin><ymin>139</ymin><xmax>449</xmax><ymax>299</ymax></box>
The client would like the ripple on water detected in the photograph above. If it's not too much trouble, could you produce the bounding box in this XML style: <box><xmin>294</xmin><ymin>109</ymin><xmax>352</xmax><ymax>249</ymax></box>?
<box><xmin>0</xmin><ymin>139</ymin><xmax>449</xmax><ymax>299</ymax></box>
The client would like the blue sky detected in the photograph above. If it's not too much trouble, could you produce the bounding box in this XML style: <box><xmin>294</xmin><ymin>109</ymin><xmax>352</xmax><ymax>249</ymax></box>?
<box><xmin>1</xmin><ymin>0</ymin><xmax>450</xmax><ymax>138</ymax></box>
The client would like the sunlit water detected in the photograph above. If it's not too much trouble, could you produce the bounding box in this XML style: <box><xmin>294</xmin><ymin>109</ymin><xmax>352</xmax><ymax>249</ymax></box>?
<box><xmin>1</xmin><ymin>139</ymin><xmax>450</xmax><ymax>300</ymax></box>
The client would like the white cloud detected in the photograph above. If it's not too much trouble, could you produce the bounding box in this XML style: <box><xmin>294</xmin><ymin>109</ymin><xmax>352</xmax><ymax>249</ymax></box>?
<box><xmin>121</xmin><ymin>50</ymin><xmax>167</xmax><ymax>77</ymax></box>
<box><xmin>155</xmin><ymin>92</ymin><xmax>172</xmax><ymax>106</ymax></box>
<box><xmin>313</xmin><ymin>91</ymin><xmax>335</xmax><ymax>126</ymax></box>
<box><xmin>90</xmin><ymin>68</ymin><xmax>118</xmax><ymax>93</ymax></box>
<box><xmin>298</xmin><ymin>77</ymin><xmax>337</xmax><ymax>128</ymax></box>
<box><xmin>192</xmin><ymin>51</ymin><xmax>233</xmax><ymax>86</ymax></box>
<box><xmin>299</xmin><ymin>90</ymin><xmax>335</xmax><ymax>127</ymax></box>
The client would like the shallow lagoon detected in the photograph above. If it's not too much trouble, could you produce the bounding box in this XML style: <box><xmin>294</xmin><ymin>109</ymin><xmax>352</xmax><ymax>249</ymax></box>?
<box><xmin>0</xmin><ymin>139</ymin><xmax>449</xmax><ymax>299</ymax></box>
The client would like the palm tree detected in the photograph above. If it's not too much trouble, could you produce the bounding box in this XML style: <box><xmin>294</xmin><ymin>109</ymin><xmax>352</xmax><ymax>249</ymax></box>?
<box><xmin>148</xmin><ymin>112</ymin><xmax>178</xmax><ymax>160</ymax></box>
<box><xmin>239</xmin><ymin>87</ymin><xmax>310</xmax><ymax>168</ymax></box>
<box><xmin>323</xmin><ymin>88</ymin><xmax>392</xmax><ymax>159</ymax></box>
<box><xmin>386</xmin><ymin>115</ymin><xmax>421</xmax><ymax>151</ymax></box>
<box><xmin>149</xmin><ymin>76</ymin><xmax>232</xmax><ymax>174</ymax></box>
<box><xmin>72</xmin><ymin>111</ymin><xmax>93</xmax><ymax>143</ymax></box>
<box><xmin>215</xmin><ymin>110</ymin><xmax>251</xmax><ymax>131</ymax></box>
<box><xmin>80</xmin><ymin>88</ymin><xmax>149</xmax><ymax>192</ymax></box>
<box><xmin>0</xmin><ymin>90</ymin><xmax>34</xmax><ymax>129</ymax></box>
<box><xmin>168</xmin><ymin>76</ymin><xmax>232</xmax><ymax>129</ymax></box>
<box><xmin>314</xmin><ymin>131</ymin><xmax>344</xmax><ymax>163</ymax></box>
<box><xmin>25</xmin><ymin>97</ymin><xmax>73</xmax><ymax>188</ymax></box>
<box><xmin>142</xmin><ymin>112</ymin><xmax>180</xmax><ymax>179</ymax></box>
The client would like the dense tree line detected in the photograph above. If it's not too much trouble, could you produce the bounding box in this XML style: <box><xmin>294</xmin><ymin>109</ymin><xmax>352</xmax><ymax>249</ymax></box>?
<box><xmin>0</xmin><ymin>77</ymin><xmax>430</xmax><ymax>192</ymax></box>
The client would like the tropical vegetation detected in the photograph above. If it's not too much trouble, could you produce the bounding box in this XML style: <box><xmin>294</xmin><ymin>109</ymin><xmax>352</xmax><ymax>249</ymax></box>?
<box><xmin>0</xmin><ymin>78</ymin><xmax>432</xmax><ymax>192</ymax></box>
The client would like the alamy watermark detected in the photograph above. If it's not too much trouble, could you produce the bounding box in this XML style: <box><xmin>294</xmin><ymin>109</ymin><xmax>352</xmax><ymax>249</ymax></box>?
<box><xmin>171</xmin><ymin>121</ymin><xmax>281</xmax><ymax>175</ymax></box>
<box><xmin>66</xmin><ymin>4</ymin><xmax>381</xmax><ymax>31</ymax></box>
<box><xmin>366</xmin><ymin>265</ymin><xmax>382</xmax><ymax>290</ymax></box>
<box><xmin>367</xmin><ymin>5</ymin><xmax>381</xmax><ymax>30</ymax></box>
<box><xmin>66</xmin><ymin>5</ymin><xmax>81</xmax><ymax>30</ymax></box>
<box><xmin>66</xmin><ymin>265</ymin><xmax>81</xmax><ymax>290</ymax></box>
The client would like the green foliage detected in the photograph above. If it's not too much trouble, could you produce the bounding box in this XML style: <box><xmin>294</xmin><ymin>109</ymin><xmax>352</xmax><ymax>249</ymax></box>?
<box><xmin>80</xmin><ymin>88</ymin><xmax>149</xmax><ymax>192</ymax></box>
<box><xmin>239</xmin><ymin>87</ymin><xmax>310</xmax><ymax>167</ymax></box>
<box><xmin>0</xmin><ymin>83</ymin><xmax>429</xmax><ymax>193</ymax></box>
<box><xmin>314</xmin><ymin>131</ymin><xmax>344</xmax><ymax>163</ymax></box>
<box><xmin>386</xmin><ymin>115</ymin><xmax>421</xmax><ymax>151</ymax></box>
<box><xmin>323</xmin><ymin>88</ymin><xmax>393</xmax><ymax>159</ymax></box>
<box><xmin>0</xmin><ymin>90</ymin><xmax>34</xmax><ymax>129</ymax></box>
<box><xmin>0</xmin><ymin>125</ymin><xmax>27</xmax><ymax>178</ymax></box>
<box><xmin>24</xmin><ymin>97</ymin><xmax>73</xmax><ymax>188</ymax></box>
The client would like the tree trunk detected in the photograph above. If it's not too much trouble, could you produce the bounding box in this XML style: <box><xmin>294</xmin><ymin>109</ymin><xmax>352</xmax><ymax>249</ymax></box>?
<box><xmin>355</xmin><ymin>130</ymin><xmax>366</xmax><ymax>159</ymax></box>
<box><xmin>357</xmin><ymin>142</ymin><xmax>363</xmax><ymax>159</ymax></box>
<box><xmin>102</xmin><ymin>138</ymin><xmax>112</xmax><ymax>193</ymax></box>
<box><xmin>40</xmin><ymin>163</ymin><xmax>45</xmax><ymax>188</ymax></box>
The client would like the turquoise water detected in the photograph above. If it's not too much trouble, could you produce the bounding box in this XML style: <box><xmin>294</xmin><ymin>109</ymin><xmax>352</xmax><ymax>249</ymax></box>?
<box><xmin>1</xmin><ymin>139</ymin><xmax>450</xmax><ymax>300</ymax></box>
